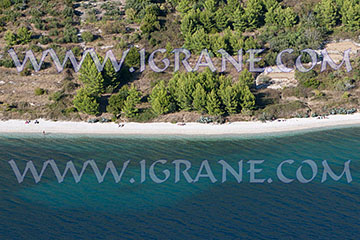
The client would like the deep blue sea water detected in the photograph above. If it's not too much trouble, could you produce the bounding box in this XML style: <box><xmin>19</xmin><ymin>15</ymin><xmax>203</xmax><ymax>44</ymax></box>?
<box><xmin>1</xmin><ymin>126</ymin><xmax>360</xmax><ymax>239</ymax></box>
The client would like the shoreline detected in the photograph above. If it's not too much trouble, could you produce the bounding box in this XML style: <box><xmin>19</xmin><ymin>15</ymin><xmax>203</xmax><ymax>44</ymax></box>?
<box><xmin>1</xmin><ymin>114</ymin><xmax>360</xmax><ymax>136</ymax></box>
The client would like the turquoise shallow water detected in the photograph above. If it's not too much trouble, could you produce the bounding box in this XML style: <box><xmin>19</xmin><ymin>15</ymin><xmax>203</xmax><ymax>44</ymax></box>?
<box><xmin>0</xmin><ymin>127</ymin><xmax>360</xmax><ymax>239</ymax></box>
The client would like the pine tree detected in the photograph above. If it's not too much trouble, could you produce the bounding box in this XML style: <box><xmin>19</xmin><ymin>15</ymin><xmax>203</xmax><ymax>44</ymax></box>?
<box><xmin>214</xmin><ymin>8</ymin><xmax>228</xmax><ymax>31</ymax></box>
<box><xmin>263</xmin><ymin>0</ymin><xmax>279</xmax><ymax>11</ymax></box>
<box><xmin>244</xmin><ymin>0</ymin><xmax>264</xmax><ymax>30</ymax></box>
<box><xmin>229</xmin><ymin>30</ymin><xmax>245</xmax><ymax>54</ymax></box>
<box><xmin>224</xmin><ymin>0</ymin><xmax>241</xmax><ymax>16</ymax></box>
<box><xmin>79</xmin><ymin>55</ymin><xmax>105</xmax><ymax>96</ymax></box>
<box><xmin>103</xmin><ymin>58</ymin><xmax>120</xmax><ymax>89</ymax></box>
<box><xmin>192</xmin><ymin>83</ymin><xmax>207</xmax><ymax>112</ymax></box>
<box><xmin>244</xmin><ymin>36</ymin><xmax>258</xmax><ymax>51</ymax></box>
<box><xmin>106</xmin><ymin>86</ymin><xmax>129</xmax><ymax>116</ymax></box>
<box><xmin>16</xmin><ymin>27</ymin><xmax>32</xmax><ymax>45</ymax></box>
<box><xmin>177</xmin><ymin>0</ymin><xmax>193</xmax><ymax>16</ymax></box>
<box><xmin>233</xmin><ymin>7</ymin><xmax>247</xmax><ymax>32</ymax></box>
<box><xmin>236</xmin><ymin>83</ymin><xmax>255</xmax><ymax>111</ymax></box>
<box><xmin>150</xmin><ymin>81</ymin><xmax>173</xmax><ymax>115</ymax></box>
<box><xmin>174</xmin><ymin>73</ymin><xmax>197</xmax><ymax>111</ymax></box>
<box><xmin>203</xmin><ymin>0</ymin><xmax>216</xmax><ymax>12</ymax></box>
<box><xmin>199</xmin><ymin>10</ymin><xmax>216</xmax><ymax>33</ymax></box>
<box><xmin>219</xmin><ymin>84</ymin><xmax>238</xmax><ymax>114</ymax></box>
<box><xmin>206</xmin><ymin>89</ymin><xmax>223</xmax><ymax>116</ymax></box>
<box><xmin>165</xmin><ymin>42</ymin><xmax>173</xmax><ymax>57</ymax></box>
<box><xmin>123</xmin><ymin>85</ymin><xmax>141</xmax><ymax>118</ymax></box>
<box><xmin>125</xmin><ymin>0</ymin><xmax>151</xmax><ymax>17</ymax></box>
<box><xmin>4</xmin><ymin>30</ymin><xmax>17</xmax><ymax>46</ymax></box>
<box><xmin>315</xmin><ymin>0</ymin><xmax>339</xmax><ymax>30</ymax></box>
<box><xmin>280</xmin><ymin>7</ymin><xmax>297</xmax><ymax>28</ymax></box>
<box><xmin>265</xmin><ymin>5</ymin><xmax>280</xmax><ymax>26</ymax></box>
<box><xmin>341</xmin><ymin>0</ymin><xmax>360</xmax><ymax>31</ymax></box>
<box><xmin>73</xmin><ymin>88</ymin><xmax>100</xmax><ymax>115</ymax></box>
<box><xmin>218</xmin><ymin>76</ymin><xmax>238</xmax><ymax>114</ymax></box>
<box><xmin>184</xmin><ymin>28</ymin><xmax>210</xmax><ymax>53</ymax></box>
<box><xmin>180</xmin><ymin>9</ymin><xmax>200</xmax><ymax>35</ymax></box>
<box><xmin>210</xmin><ymin>35</ymin><xmax>227</xmax><ymax>57</ymax></box>
<box><xmin>203</xmin><ymin>69</ymin><xmax>219</xmax><ymax>92</ymax></box>
<box><xmin>140</xmin><ymin>12</ymin><xmax>160</xmax><ymax>34</ymax></box>
<box><xmin>125</xmin><ymin>47</ymin><xmax>140</xmax><ymax>68</ymax></box>
<box><xmin>239</xmin><ymin>69</ymin><xmax>254</xmax><ymax>88</ymax></box>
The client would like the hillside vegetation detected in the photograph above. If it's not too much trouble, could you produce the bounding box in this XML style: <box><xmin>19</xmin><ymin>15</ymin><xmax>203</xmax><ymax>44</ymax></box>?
<box><xmin>0</xmin><ymin>0</ymin><xmax>360</xmax><ymax>123</ymax></box>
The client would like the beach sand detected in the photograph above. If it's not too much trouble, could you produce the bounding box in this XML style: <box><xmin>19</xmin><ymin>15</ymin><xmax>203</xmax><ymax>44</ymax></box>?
<box><xmin>1</xmin><ymin>114</ymin><xmax>360</xmax><ymax>135</ymax></box>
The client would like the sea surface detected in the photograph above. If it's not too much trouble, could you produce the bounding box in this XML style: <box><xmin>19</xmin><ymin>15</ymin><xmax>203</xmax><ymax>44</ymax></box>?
<box><xmin>0</xmin><ymin>126</ymin><xmax>360</xmax><ymax>239</ymax></box>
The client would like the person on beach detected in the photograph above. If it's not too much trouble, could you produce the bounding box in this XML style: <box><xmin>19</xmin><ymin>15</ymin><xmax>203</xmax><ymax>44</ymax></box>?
<box><xmin>42</xmin><ymin>130</ymin><xmax>46</xmax><ymax>135</ymax></box>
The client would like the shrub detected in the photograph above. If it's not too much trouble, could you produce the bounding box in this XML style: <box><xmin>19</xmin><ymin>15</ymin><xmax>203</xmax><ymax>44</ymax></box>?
<box><xmin>313</xmin><ymin>89</ymin><xmax>325</xmax><ymax>97</ymax></box>
<box><xmin>131</xmin><ymin>33</ymin><xmax>141</xmax><ymax>43</ymax></box>
<box><xmin>20</xmin><ymin>67</ymin><xmax>32</xmax><ymax>76</ymax></box>
<box><xmin>49</xmin><ymin>29</ymin><xmax>59</xmax><ymax>37</ymax></box>
<box><xmin>63</xmin><ymin>25</ymin><xmax>78</xmax><ymax>43</ymax></box>
<box><xmin>115</xmin><ymin>39</ymin><xmax>127</xmax><ymax>49</ymax></box>
<box><xmin>63</xmin><ymin>81</ymin><xmax>77</xmax><ymax>93</ymax></box>
<box><xmin>81</xmin><ymin>31</ymin><xmax>94</xmax><ymax>42</ymax></box>
<box><xmin>125</xmin><ymin>47</ymin><xmax>140</xmax><ymax>68</ymax></box>
<box><xmin>303</xmin><ymin>78</ymin><xmax>320</xmax><ymax>89</ymax></box>
<box><xmin>125</xmin><ymin>8</ymin><xmax>136</xmax><ymax>21</ymax></box>
<box><xmin>295</xmin><ymin>69</ymin><xmax>318</xmax><ymax>82</ymax></box>
<box><xmin>4</xmin><ymin>30</ymin><xmax>17</xmax><ymax>46</ymax></box>
<box><xmin>39</xmin><ymin>35</ymin><xmax>52</xmax><ymax>45</ymax></box>
<box><xmin>63</xmin><ymin>6</ymin><xmax>74</xmax><ymax>18</ymax></box>
<box><xmin>140</xmin><ymin>11</ymin><xmax>160</xmax><ymax>34</ymax></box>
<box><xmin>0</xmin><ymin>0</ymin><xmax>12</xmax><ymax>9</ymax></box>
<box><xmin>0</xmin><ymin>58</ymin><xmax>15</xmax><ymax>68</ymax></box>
<box><xmin>64</xmin><ymin>107</ymin><xmax>77</xmax><ymax>115</ymax></box>
<box><xmin>30</xmin><ymin>8</ymin><xmax>44</xmax><ymax>18</ymax></box>
<box><xmin>262</xmin><ymin>101</ymin><xmax>307</xmax><ymax>119</ymax></box>
<box><xmin>333</xmin><ymin>77</ymin><xmax>356</xmax><ymax>91</ymax></box>
<box><xmin>131</xmin><ymin>108</ymin><xmax>157</xmax><ymax>122</ymax></box>
<box><xmin>71</xmin><ymin>46</ymin><xmax>82</xmax><ymax>57</ymax></box>
<box><xmin>86</xmin><ymin>10</ymin><xmax>97</xmax><ymax>23</ymax></box>
<box><xmin>342</xmin><ymin>91</ymin><xmax>351</xmax><ymax>99</ymax></box>
<box><xmin>31</xmin><ymin>17</ymin><xmax>46</xmax><ymax>30</ymax></box>
<box><xmin>34</xmin><ymin>87</ymin><xmax>45</xmax><ymax>96</ymax></box>
<box><xmin>102</xmin><ymin>21</ymin><xmax>126</xmax><ymax>34</ymax></box>
<box><xmin>49</xmin><ymin>91</ymin><xmax>64</xmax><ymax>102</ymax></box>
<box><xmin>17</xmin><ymin>27</ymin><xmax>32</xmax><ymax>45</ymax></box>
<box><xmin>30</xmin><ymin>44</ymin><xmax>43</xmax><ymax>53</ymax></box>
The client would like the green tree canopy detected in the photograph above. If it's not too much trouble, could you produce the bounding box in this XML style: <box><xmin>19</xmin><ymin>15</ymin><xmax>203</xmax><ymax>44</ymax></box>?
<box><xmin>16</xmin><ymin>27</ymin><xmax>32</xmax><ymax>45</ymax></box>
<box><xmin>106</xmin><ymin>86</ymin><xmax>129</xmax><ymax>116</ymax></box>
<box><xmin>123</xmin><ymin>84</ymin><xmax>141</xmax><ymax>118</ymax></box>
<box><xmin>206</xmin><ymin>89</ymin><xmax>223</xmax><ymax>116</ymax></box>
<box><xmin>73</xmin><ymin>88</ymin><xmax>100</xmax><ymax>115</ymax></box>
<box><xmin>341</xmin><ymin>0</ymin><xmax>360</xmax><ymax>31</ymax></box>
<box><xmin>315</xmin><ymin>0</ymin><xmax>339</xmax><ymax>30</ymax></box>
<box><xmin>192</xmin><ymin>83</ymin><xmax>207</xmax><ymax>112</ymax></box>
<box><xmin>79</xmin><ymin>55</ymin><xmax>105</xmax><ymax>96</ymax></box>
<box><xmin>150</xmin><ymin>81</ymin><xmax>174</xmax><ymax>115</ymax></box>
